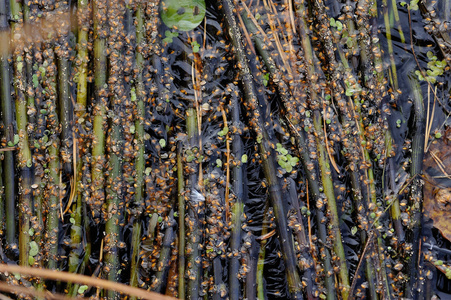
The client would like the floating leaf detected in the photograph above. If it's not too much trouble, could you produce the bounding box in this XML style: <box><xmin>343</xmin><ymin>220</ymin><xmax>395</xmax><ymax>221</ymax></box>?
<box><xmin>241</xmin><ymin>154</ymin><xmax>248</xmax><ymax>163</ymax></box>
<box><xmin>160</xmin><ymin>0</ymin><xmax>206</xmax><ymax>32</ymax></box>
<box><xmin>218</xmin><ymin>126</ymin><xmax>228</xmax><ymax>137</ymax></box>
<box><xmin>29</xmin><ymin>241</ymin><xmax>39</xmax><ymax>257</ymax></box>
<box><xmin>159</xmin><ymin>139</ymin><xmax>166</xmax><ymax>148</ymax></box>
<box><xmin>78</xmin><ymin>285</ymin><xmax>88</xmax><ymax>294</ymax></box>
<box><xmin>329</xmin><ymin>18</ymin><xmax>336</xmax><ymax>27</ymax></box>
<box><xmin>191</xmin><ymin>41</ymin><xmax>200</xmax><ymax>53</ymax></box>
<box><xmin>216</xmin><ymin>159</ymin><xmax>222</xmax><ymax>167</ymax></box>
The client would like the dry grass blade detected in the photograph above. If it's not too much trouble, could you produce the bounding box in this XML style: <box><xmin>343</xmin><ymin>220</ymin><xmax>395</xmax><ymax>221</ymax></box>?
<box><xmin>0</xmin><ymin>264</ymin><xmax>177</xmax><ymax>300</ymax></box>
<box><xmin>430</xmin><ymin>151</ymin><xmax>451</xmax><ymax>180</ymax></box>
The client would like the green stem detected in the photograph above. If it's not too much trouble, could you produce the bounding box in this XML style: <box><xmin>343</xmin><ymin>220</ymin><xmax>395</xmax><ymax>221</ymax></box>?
<box><xmin>0</xmin><ymin>0</ymin><xmax>16</xmax><ymax>247</ymax></box>
<box><xmin>229</xmin><ymin>93</ymin><xmax>244</xmax><ymax>300</ymax></box>
<box><xmin>152</xmin><ymin>210</ymin><xmax>175</xmax><ymax>293</ymax></box>
<box><xmin>67</xmin><ymin>1</ymin><xmax>89</xmax><ymax>294</ymax></box>
<box><xmin>186</xmin><ymin>108</ymin><xmax>201</xmax><ymax>300</ymax></box>
<box><xmin>56</xmin><ymin>2</ymin><xmax>72</xmax><ymax>175</ymax></box>
<box><xmin>382</xmin><ymin>0</ymin><xmax>399</xmax><ymax>90</ymax></box>
<box><xmin>313</xmin><ymin>110</ymin><xmax>350</xmax><ymax>299</ymax></box>
<box><xmin>10</xmin><ymin>0</ymin><xmax>32</xmax><ymax>267</ymax></box>
<box><xmin>130</xmin><ymin>3</ymin><xmax>145</xmax><ymax>295</ymax></box>
<box><xmin>406</xmin><ymin>75</ymin><xmax>425</xmax><ymax>299</ymax></box>
<box><xmin>257</xmin><ymin>210</ymin><xmax>268</xmax><ymax>300</ymax></box>
<box><xmin>177</xmin><ymin>142</ymin><xmax>185</xmax><ymax>299</ymax></box>
<box><xmin>91</xmin><ymin>0</ymin><xmax>107</xmax><ymax>221</ymax></box>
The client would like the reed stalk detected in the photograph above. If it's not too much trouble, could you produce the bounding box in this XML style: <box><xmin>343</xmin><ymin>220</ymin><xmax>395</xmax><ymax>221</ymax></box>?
<box><xmin>104</xmin><ymin>2</ymin><xmax>126</xmax><ymax>298</ymax></box>
<box><xmin>0</xmin><ymin>0</ymin><xmax>16</xmax><ymax>248</ymax></box>
<box><xmin>257</xmin><ymin>212</ymin><xmax>268</xmax><ymax>300</ymax></box>
<box><xmin>229</xmin><ymin>91</ymin><xmax>244</xmax><ymax>300</ymax></box>
<box><xmin>56</xmin><ymin>2</ymin><xmax>72</xmax><ymax>175</ymax></box>
<box><xmin>10</xmin><ymin>0</ymin><xmax>32</xmax><ymax>267</ymax></box>
<box><xmin>153</xmin><ymin>210</ymin><xmax>176</xmax><ymax>293</ymax></box>
<box><xmin>67</xmin><ymin>0</ymin><xmax>89</xmax><ymax>294</ymax></box>
<box><xmin>91</xmin><ymin>0</ymin><xmax>107</xmax><ymax>221</ymax></box>
<box><xmin>177</xmin><ymin>142</ymin><xmax>185</xmax><ymax>299</ymax></box>
<box><xmin>130</xmin><ymin>2</ymin><xmax>146</xmax><ymax>295</ymax></box>
<box><xmin>43</xmin><ymin>43</ymin><xmax>61</xmax><ymax>270</ymax></box>
<box><xmin>186</xmin><ymin>107</ymin><xmax>201</xmax><ymax>300</ymax></box>
<box><xmin>406</xmin><ymin>75</ymin><xmax>425</xmax><ymax>299</ymax></box>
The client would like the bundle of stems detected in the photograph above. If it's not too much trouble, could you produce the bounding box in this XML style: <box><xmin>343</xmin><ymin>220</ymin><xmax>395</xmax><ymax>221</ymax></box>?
<box><xmin>0</xmin><ymin>0</ymin><xmax>446</xmax><ymax>299</ymax></box>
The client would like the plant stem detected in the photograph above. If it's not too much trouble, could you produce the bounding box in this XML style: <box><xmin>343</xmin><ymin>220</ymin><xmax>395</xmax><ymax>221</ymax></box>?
<box><xmin>186</xmin><ymin>107</ymin><xmax>201</xmax><ymax>300</ymax></box>
<box><xmin>0</xmin><ymin>0</ymin><xmax>16</xmax><ymax>248</ymax></box>
<box><xmin>177</xmin><ymin>142</ymin><xmax>185</xmax><ymax>299</ymax></box>
<box><xmin>56</xmin><ymin>2</ymin><xmax>72</xmax><ymax>175</ymax></box>
<box><xmin>104</xmin><ymin>1</ymin><xmax>125</xmax><ymax>297</ymax></box>
<box><xmin>91</xmin><ymin>0</ymin><xmax>107</xmax><ymax>221</ymax></box>
<box><xmin>312</xmin><ymin>110</ymin><xmax>350</xmax><ymax>299</ymax></box>
<box><xmin>67</xmin><ymin>0</ymin><xmax>89</xmax><ymax>294</ymax></box>
<box><xmin>153</xmin><ymin>210</ymin><xmax>175</xmax><ymax>293</ymax></box>
<box><xmin>229</xmin><ymin>90</ymin><xmax>244</xmax><ymax>300</ymax></box>
<box><xmin>406</xmin><ymin>75</ymin><xmax>425</xmax><ymax>299</ymax></box>
<box><xmin>10</xmin><ymin>0</ymin><xmax>32</xmax><ymax>267</ymax></box>
<box><xmin>130</xmin><ymin>3</ymin><xmax>145</xmax><ymax>295</ymax></box>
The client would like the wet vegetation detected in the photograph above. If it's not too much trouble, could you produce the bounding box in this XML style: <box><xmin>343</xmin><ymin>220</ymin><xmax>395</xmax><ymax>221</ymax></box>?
<box><xmin>0</xmin><ymin>0</ymin><xmax>451</xmax><ymax>299</ymax></box>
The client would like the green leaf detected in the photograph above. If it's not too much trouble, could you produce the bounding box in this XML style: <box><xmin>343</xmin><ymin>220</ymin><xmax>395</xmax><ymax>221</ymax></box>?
<box><xmin>13</xmin><ymin>134</ymin><xmax>19</xmax><ymax>145</ymax></box>
<box><xmin>70</xmin><ymin>217</ymin><xmax>76</xmax><ymax>224</ymax></box>
<box><xmin>159</xmin><ymin>139</ymin><xmax>166</xmax><ymax>148</ymax></box>
<box><xmin>435</xmin><ymin>260</ymin><xmax>444</xmax><ymax>266</ymax></box>
<box><xmin>329</xmin><ymin>18</ymin><xmax>336</xmax><ymax>27</ymax></box>
<box><xmin>145</xmin><ymin>167</ymin><xmax>152</xmax><ymax>176</ymax></box>
<box><xmin>26</xmin><ymin>159</ymin><xmax>32</xmax><ymax>168</ymax></box>
<box><xmin>336</xmin><ymin>21</ymin><xmax>343</xmax><ymax>31</ymax></box>
<box><xmin>39</xmin><ymin>66</ymin><xmax>46</xmax><ymax>76</ymax></box>
<box><xmin>130</xmin><ymin>87</ymin><xmax>136</xmax><ymax>102</ymax></box>
<box><xmin>32</xmin><ymin>74</ymin><xmax>39</xmax><ymax>87</ymax></box>
<box><xmin>28</xmin><ymin>228</ymin><xmax>34</xmax><ymax>236</ymax></box>
<box><xmin>241</xmin><ymin>154</ymin><xmax>248</xmax><ymax>163</ymax></box>
<box><xmin>216</xmin><ymin>159</ymin><xmax>222</xmax><ymax>167</ymax></box>
<box><xmin>191</xmin><ymin>41</ymin><xmax>200</xmax><ymax>53</ymax></box>
<box><xmin>78</xmin><ymin>285</ymin><xmax>88</xmax><ymax>294</ymax></box>
<box><xmin>278</xmin><ymin>159</ymin><xmax>287</xmax><ymax>169</ymax></box>
<box><xmin>427</xmin><ymin>51</ymin><xmax>434</xmax><ymax>59</ymax></box>
<box><xmin>289</xmin><ymin>156</ymin><xmax>299</xmax><ymax>167</ymax></box>
<box><xmin>130</xmin><ymin>125</ymin><xmax>136</xmax><ymax>134</ymax></box>
<box><xmin>345</xmin><ymin>89</ymin><xmax>353</xmax><ymax>96</ymax></box>
<box><xmin>160</xmin><ymin>0</ymin><xmax>206</xmax><ymax>31</ymax></box>
<box><xmin>351</xmin><ymin>226</ymin><xmax>358</xmax><ymax>235</ymax></box>
<box><xmin>29</xmin><ymin>241</ymin><xmax>39</xmax><ymax>257</ymax></box>
<box><xmin>17</xmin><ymin>62</ymin><xmax>23</xmax><ymax>73</ymax></box>
<box><xmin>218</xmin><ymin>126</ymin><xmax>228</xmax><ymax>137</ymax></box>
<box><xmin>28</xmin><ymin>256</ymin><xmax>35</xmax><ymax>265</ymax></box>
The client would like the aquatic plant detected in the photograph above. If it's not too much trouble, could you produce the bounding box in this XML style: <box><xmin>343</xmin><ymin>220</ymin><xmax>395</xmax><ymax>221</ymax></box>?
<box><xmin>0</xmin><ymin>0</ymin><xmax>450</xmax><ymax>299</ymax></box>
